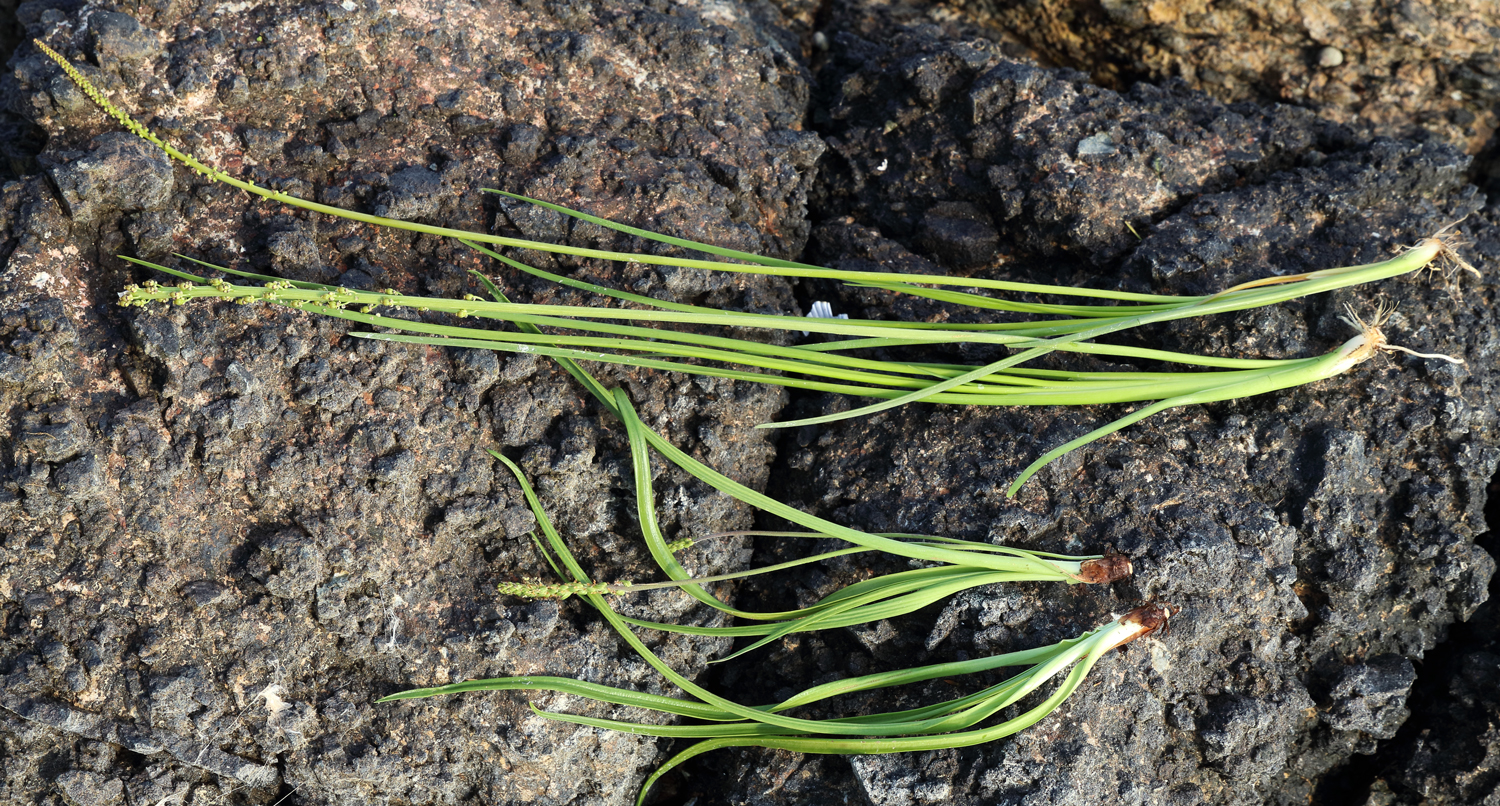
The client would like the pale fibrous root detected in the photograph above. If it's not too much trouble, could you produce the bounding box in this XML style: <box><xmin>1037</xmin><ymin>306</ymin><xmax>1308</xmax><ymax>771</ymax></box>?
<box><xmin>1421</xmin><ymin>227</ymin><xmax>1482</xmax><ymax>285</ymax></box>
<box><xmin>1338</xmin><ymin>301</ymin><xmax>1465</xmax><ymax>367</ymax></box>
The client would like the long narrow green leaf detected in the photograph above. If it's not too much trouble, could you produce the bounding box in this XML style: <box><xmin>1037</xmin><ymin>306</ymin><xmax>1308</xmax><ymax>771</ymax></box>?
<box><xmin>1004</xmin><ymin>332</ymin><xmax>1376</xmax><ymax>494</ymax></box>
<box><xmin>762</xmin><ymin>238</ymin><xmax>1445</xmax><ymax>429</ymax></box>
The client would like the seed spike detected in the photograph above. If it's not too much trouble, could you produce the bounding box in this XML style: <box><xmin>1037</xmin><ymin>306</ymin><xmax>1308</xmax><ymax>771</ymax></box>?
<box><xmin>496</xmin><ymin>578</ymin><xmax>614</xmax><ymax>600</ymax></box>
<box><xmin>34</xmin><ymin>39</ymin><xmax>239</xmax><ymax>186</ymax></box>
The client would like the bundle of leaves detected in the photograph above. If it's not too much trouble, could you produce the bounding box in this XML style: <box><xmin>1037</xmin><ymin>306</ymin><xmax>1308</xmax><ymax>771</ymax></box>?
<box><xmin>31</xmin><ymin>38</ymin><xmax>1478</xmax><ymax>802</ymax></box>
<box><xmin>377</xmin><ymin>428</ymin><xmax>1171</xmax><ymax>806</ymax></box>
<box><xmin>38</xmin><ymin>39</ymin><xmax>1473</xmax><ymax>495</ymax></box>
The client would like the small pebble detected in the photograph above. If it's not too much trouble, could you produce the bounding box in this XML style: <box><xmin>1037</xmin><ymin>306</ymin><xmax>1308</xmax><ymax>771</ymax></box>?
<box><xmin>1318</xmin><ymin>46</ymin><xmax>1344</xmax><ymax>68</ymax></box>
<box><xmin>1077</xmin><ymin>132</ymin><xmax>1117</xmax><ymax>157</ymax></box>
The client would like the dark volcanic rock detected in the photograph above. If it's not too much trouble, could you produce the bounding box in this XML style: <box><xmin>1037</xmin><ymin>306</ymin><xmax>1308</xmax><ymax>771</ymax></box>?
<box><xmin>1322</xmin><ymin>655</ymin><xmax>1416</xmax><ymax>740</ymax></box>
<box><xmin>0</xmin><ymin>1</ymin><xmax>1497</xmax><ymax>806</ymax></box>
<box><xmin>2</xmin><ymin>1</ymin><xmax>808</xmax><ymax>804</ymax></box>
<box><xmin>43</xmin><ymin>131</ymin><xmax>175</xmax><ymax>224</ymax></box>
<box><xmin>809</xmin><ymin>21</ymin><xmax>1353</xmax><ymax>269</ymax></box>
<box><xmin>90</xmin><ymin>10</ymin><xmax>163</xmax><ymax>65</ymax></box>
<box><xmin>955</xmin><ymin>0</ymin><xmax>1500</xmax><ymax>156</ymax></box>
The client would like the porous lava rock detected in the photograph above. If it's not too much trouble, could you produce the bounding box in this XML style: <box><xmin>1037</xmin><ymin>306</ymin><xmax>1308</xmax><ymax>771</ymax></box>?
<box><xmin>956</xmin><ymin>0</ymin><xmax>1500</xmax><ymax>155</ymax></box>
<box><xmin>1</xmin><ymin>1</ymin><xmax>1497</xmax><ymax>805</ymax></box>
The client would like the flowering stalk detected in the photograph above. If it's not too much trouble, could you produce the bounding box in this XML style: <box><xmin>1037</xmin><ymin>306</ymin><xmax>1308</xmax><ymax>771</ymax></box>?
<box><xmin>117</xmin><ymin>256</ymin><xmax>1463</xmax><ymax>494</ymax></box>
<box><xmin>39</xmin><ymin>39</ymin><xmax>1475</xmax><ymax>492</ymax></box>
<box><xmin>379</xmin><ymin>445</ymin><xmax>1175</xmax><ymax>805</ymax></box>
<box><xmin>505</xmin><ymin>522</ymin><xmax>1129</xmax><ymax>662</ymax></box>
<box><xmin>479</xmin><ymin>382</ymin><xmax>1130</xmax><ymax>658</ymax></box>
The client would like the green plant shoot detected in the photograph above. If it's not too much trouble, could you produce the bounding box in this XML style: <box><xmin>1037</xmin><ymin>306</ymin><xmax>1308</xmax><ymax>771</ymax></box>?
<box><xmin>38</xmin><ymin>39</ymin><xmax>1475</xmax><ymax>493</ymax></box>
<box><xmin>379</xmin><ymin>446</ymin><xmax>1177</xmax><ymax>805</ymax></box>
<box><xmin>117</xmin><ymin>255</ymin><xmax>1462</xmax><ymax>495</ymax></box>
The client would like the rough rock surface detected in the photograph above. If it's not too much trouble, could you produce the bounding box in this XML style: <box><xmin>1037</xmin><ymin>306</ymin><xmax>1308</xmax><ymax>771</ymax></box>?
<box><xmin>1361</xmin><ymin>565</ymin><xmax>1500</xmax><ymax>806</ymax></box>
<box><xmin>2</xmin><ymin>1</ymin><xmax>806</xmax><ymax>804</ymax></box>
<box><xmin>957</xmin><ymin>0</ymin><xmax>1500</xmax><ymax>157</ymax></box>
<box><xmin>1</xmin><ymin>1</ymin><xmax>1497</xmax><ymax>806</ymax></box>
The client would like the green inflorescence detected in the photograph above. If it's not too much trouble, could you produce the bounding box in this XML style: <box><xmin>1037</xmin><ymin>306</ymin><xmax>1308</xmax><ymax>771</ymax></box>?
<box><xmin>117</xmin><ymin>241</ymin><xmax>1461</xmax><ymax>496</ymax></box>
<box><xmin>34</xmin><ymin>35</ymin><xmax>1478</xmax><ymax>805</ymax></box>
<box><xmin>495</xmin><ymin>577</ymin><xmax>614</xmax><ymax>599</ymax></box>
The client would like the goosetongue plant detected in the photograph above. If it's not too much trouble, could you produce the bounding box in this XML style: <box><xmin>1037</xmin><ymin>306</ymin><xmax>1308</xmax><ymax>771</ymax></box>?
<box><xmin>100</xmin><ymin>211</ymin><xmax>1153</xmax><ymax>806</ymax></box>
<box><xmin>490</xmin><ymin>384</ymin><xmax>1134</xmax><ymax>662</ymax></box>
<box><xmin>105</xmin><ymin>240</ymin><xmax>1160</xmax><ymax>806</ymax></box>
<box><xmin>105</xmin><ymin>242</ymin><xmax>1160</xmax><ymax>801</ymax></box>
<box><xmin>37</xmin><ymin>39</ymin><xmax>1474</xmax><ymax>495</ymax></box>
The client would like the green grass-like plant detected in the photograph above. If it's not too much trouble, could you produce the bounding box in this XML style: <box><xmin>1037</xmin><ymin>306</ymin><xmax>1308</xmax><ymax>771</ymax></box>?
<box><xmin>36</xmin><ymin>39</ymin><xmax>1474</xmax><ymax>495</ymax></box>
<box><xmin>108</xmin><ymin>242</ymin><xmax>1157</xmax><ymax>805</ymax></box>
<box><xmin>108</xmin><ymin>246</ymin><xmax>1155</xmax><ymax>802</ymax></box>
<box><xmin>99</xmin><ymin>212</ymin><xmax>1153</xmax><ymax>804</ymax></box>
<box><xmin>120</xmin><ymin>253</ymin><xmax>1135</xmax><ymax>627</ymax></box>
<box><xmin>378</xmin><ymin>439</ymin><xmax>1175</xmax><ymax>805</ymax></box>
<box><xmin>499</xmin><ymin>381</ymin><xmax>1133</xmax><ymax>661</ymax></box>
<box><xmin>118</xmin><ymin>251</ymin><xmax>1461</xmax><ymax>495</ymax></box>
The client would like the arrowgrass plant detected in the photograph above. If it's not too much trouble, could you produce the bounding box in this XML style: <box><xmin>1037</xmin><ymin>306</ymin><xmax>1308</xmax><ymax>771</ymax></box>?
<box><xmin>389</xmin><ymin>270</ymin><xmax>1142</xmax><ymax>800</ymax></box>
<box><xmin>495</xmin><ymin>383</ymin><xmax>1132</xmax><ymax>662</ymax></box>
<box><xmin>111</xmin><ymin>243</ymin><xmax>1155</xmax><ymax>806</ymax></box>
<box><xmin>36</xmin><ymin>39</ymin><xmax>1475</xmax><ymax>495</ymax></box>
<box><xmin>106</xmin><ymin>236</ymin><xmax>1146</xmax><ymax>797</ymax></box>
<box><xmin>379</xmin><ymin>441</ymin><xmax>1176</xmax><ymax>806</ymax></box>
<box><xmin>33</xmin><ymin>38</ymin><xmax>1205</xmax><ymax>798</ymax></box>
<box><xmin>112</xmin><ymin>254</ymin><xmax>1139</xmax><ymax>649</ymax></box>
<box><xmin>117</xmin><ymin>250</ymin><xmax>1464</xmax><ymax>495</ymax></box>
